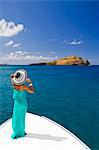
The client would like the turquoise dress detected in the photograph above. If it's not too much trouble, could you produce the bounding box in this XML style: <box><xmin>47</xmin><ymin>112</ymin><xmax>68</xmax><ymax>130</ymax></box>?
<box><xmin>11</xmin><ymin>89</ymin><xmax>27</xmax><ymax>139</ymax></box>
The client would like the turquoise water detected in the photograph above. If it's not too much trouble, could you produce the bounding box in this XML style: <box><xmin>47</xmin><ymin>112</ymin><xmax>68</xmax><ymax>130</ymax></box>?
<box><xmin>0</xmin><ymin>65</ymin><xmax>99</xmax><ymax>150</ymax></box>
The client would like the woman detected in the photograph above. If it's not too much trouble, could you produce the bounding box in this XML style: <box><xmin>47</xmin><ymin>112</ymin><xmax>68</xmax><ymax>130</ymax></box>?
<box><xmin>10</xmin><ymin>70</ymin><xmax>35</xmax><ymax>139</ymax></box>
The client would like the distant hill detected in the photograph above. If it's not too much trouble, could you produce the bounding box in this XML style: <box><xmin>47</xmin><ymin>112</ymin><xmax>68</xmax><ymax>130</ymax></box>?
<box><xmin>47</xmin><ymin>56</ymin><xmax>90</xmax><ymax>66</ymax></box>
<box><xmin>30</xmin><ymin>56</ymin><xmax>90</xmax><ymax>66</ymax></box>
<box><xmin>0</xmin><ymin>64</ymin><xmax>9</xmax><ymax>66</ymax></box>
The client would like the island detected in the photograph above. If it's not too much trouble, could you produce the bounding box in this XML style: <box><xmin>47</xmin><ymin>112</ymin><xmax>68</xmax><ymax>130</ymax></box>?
<box><xmin>30</xmin><ymin>56</ymin><xmax>90</xmax><ymax>66</ymax></box>
<box><xmin>0</xmin><ymin>63</ymin><xmax>9</xmax><ymax>66</ymax></box>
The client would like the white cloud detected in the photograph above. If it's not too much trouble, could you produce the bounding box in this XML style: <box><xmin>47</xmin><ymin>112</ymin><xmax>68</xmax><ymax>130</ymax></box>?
<box><xmin>24</xmin><ymin>28</ymin><xmax>30</xmax><ymax>32</ymax></box>
<box><xmin>15</xmin><ymin>51</ymin><xmax>29</xmax><ymax>55</ymax></box>
<box><xmin>54</xmin><ymin>56</ymin><xmax>58</xmax><ymax>59</ymax></box>
<box><xmin>0</xmin><ymin>19</ymin><xmax>24</xmax><ymax>37</ymax></box>
<box><xmin>12</xmin><ymin>43</ymin><xmax>21</xmax><ymax>48</ymax></box>
<box><xmin>5</xmin><ymin>40</ymin><xmax>14</xmax><ymax>46</ymax></box>
<box><xmin>0</xmin><ymin>51</ymin><xmax>58</xmax><ymax>65</ymax></box>
<box><xmin>69</xmin><ymin>39</ymin><xmax>82</xmax><ymax>45</ymax></box>
<box><xmin>48</xmin><ymin>38</ymin><xmax>57</xmax><ymax>42</ymax></box>
<box><xmin>48</xmin><ymin>51</ymin><xmax>56</xmax><ymax>54</ymax></box>
<box><xmin>62</xmin><ymin>38</ymin><xmax>83</xmax><ymax>45</ymax></box>
<box><xmin>5</xmin><ymin>40</ymin><xmax>21</xmax><ymax>48</ymax></box>
<box><xmin>15</xmin><ymin>50</ymin><xmax>29</xmax><ymax>55</ymax></box>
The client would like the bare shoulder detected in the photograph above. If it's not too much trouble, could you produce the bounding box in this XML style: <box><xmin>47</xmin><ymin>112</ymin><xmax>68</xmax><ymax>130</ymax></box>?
<box><xmin>21</xmin><ymin>85</ymin><xmax>28</xmax><ymax>90</ymax></box>
<box><xmin>13</xmin><ymin>84</ymin><xmax>25</xmax><ymax>91</ymax></box>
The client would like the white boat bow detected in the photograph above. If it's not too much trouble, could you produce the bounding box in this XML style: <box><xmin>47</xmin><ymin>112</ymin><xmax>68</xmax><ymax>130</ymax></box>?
<box><xmin>0</xmin><ymin>113</ymin><xmax>91</xmax><ymax>150</ymax></box>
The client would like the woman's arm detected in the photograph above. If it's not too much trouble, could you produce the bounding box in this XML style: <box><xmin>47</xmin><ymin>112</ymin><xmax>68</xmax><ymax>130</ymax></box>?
<box><xmin>23</xmin><ymin>78</ymin><xmax>35</xmax><ymax>94</ymax></box>
<box><xmin>23</xmin><ymin>85</ymin><xmax>35</xmax><ymax>93</ymax></box>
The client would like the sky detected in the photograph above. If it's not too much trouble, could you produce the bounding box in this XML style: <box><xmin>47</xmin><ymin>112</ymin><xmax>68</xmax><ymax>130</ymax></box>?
<box><xmin>0</xmin><ymin>1</ymin><xmax>99</xmax><ymax>65</ymax></box>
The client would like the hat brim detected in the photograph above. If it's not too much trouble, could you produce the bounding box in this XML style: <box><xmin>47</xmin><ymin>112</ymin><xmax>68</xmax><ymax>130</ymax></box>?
<box><xmin>11</xmin><ymin>69</ymin><xmax>27</xmax><ymax>85</ymax></box>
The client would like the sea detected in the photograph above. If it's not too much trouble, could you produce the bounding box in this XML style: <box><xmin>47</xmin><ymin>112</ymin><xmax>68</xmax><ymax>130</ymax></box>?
<box><xmin>0</xmin><ymin>65</ymin><xmax>99</xmax><ymax>150</ymax></box>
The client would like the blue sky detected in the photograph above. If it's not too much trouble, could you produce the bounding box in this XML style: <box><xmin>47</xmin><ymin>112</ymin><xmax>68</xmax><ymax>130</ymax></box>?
<box><xmin>0</xmin><ymin>1</ymin><xmax>99</xmax><ymax>64</ymax></box>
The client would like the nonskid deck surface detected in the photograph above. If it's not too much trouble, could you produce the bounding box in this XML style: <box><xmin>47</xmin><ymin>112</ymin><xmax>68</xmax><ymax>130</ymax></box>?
<box><xmin>0</xmin><ymin>113</ymin><xmax>91</xmax><ymax>150</ymax></box>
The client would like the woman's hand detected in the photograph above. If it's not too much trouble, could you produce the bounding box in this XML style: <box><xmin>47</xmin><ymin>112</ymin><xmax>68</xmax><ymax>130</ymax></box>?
<box><xmin>26</xmin><ymin>78</ymin><xmax>32</xmax><ymax>83</ymax></box>
<box><xmin>25</xmin><ymin>78</ymin><xmax>35</xmax><ymax>93</ymax></box>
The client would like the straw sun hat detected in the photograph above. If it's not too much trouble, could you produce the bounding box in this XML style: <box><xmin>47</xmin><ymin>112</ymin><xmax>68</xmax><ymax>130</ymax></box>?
<box><xmin>11</xmin><ymin>69</ymin><xmax>27</xmax><ymax>85</ymax></box>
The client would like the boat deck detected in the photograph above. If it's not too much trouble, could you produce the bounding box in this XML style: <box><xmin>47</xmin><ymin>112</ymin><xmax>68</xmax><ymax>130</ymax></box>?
<box><xmin>0</xmin><ymin>113</ymin><xmax>91</xmax><ymax>150</ymax></box>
